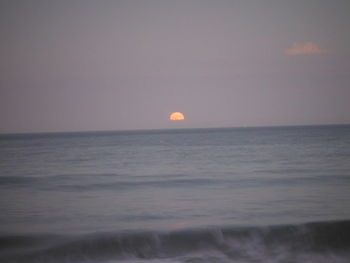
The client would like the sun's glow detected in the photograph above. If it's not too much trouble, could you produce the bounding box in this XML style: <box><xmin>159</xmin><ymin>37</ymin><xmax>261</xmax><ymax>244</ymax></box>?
<box><xmin>169</xmin><ymin>112</ymin><xmax>185</xmax><ymax>121</ymax></box>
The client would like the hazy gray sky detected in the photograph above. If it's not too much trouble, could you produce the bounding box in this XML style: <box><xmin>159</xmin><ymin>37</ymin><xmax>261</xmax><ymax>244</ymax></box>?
<box><xmin>1</xmin><ymin>0</ymin><xmax>349</xmax><ymax>133</ymax></box>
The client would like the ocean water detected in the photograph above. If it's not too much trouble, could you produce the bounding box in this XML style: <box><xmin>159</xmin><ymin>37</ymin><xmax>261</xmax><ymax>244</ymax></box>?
<box><xmin>0</xmin><ymin>125</ymin><xmax>350</xmax><ymax>263</ymax></box>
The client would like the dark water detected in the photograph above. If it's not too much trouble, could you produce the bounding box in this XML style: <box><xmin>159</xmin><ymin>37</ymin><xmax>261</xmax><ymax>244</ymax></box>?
<box><xmin>1</xmin><ymin>125</ymin><xmax>350</xmax><ymax>262</ymax></box>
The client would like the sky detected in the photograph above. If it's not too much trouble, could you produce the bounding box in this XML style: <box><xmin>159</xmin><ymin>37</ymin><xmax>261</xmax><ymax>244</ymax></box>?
<box><xmin>1</xmin><ymin>0</ymin><xmax>350</xmax><ymax>133</ymax></box>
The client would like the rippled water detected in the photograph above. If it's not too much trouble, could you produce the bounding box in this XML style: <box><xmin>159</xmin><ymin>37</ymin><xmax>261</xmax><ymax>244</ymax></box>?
<box><xmin>1</xmin><ymin>125</ymin><xmax>350</xmax><ymax>262</ymax></box>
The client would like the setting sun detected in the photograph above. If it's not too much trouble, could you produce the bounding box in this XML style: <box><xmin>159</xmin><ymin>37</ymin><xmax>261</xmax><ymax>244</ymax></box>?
<box><xmin>169</xmin><ymin>112</ymin><xmax>185</xmax><ymax>121</ymax></box>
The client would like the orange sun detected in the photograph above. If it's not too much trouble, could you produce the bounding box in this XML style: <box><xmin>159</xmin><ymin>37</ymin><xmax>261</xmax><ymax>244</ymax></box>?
<box><xmin>169</xmin><ymin>112</ymin><xmax>185</xmax><ymax>121</ymax></box>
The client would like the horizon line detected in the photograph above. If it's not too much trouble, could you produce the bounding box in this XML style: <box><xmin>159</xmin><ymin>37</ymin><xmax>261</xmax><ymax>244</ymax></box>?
<box><xmin>1</xmin><ymin>123</ymin><xmax>350</xmax><ymax>136</ymax></box>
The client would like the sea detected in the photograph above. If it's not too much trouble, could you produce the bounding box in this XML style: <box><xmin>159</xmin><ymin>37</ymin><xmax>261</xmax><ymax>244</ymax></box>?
<box><xmin>0</xmin><ymin>125</ymin><xmax>350</xmax><ymax>263</ymax></box>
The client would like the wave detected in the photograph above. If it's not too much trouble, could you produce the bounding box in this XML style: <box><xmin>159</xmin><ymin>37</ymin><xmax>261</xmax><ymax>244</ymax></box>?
<box><xmin>1</xmin><ymin>220</ymin><xmax>350</xmax><ymax>263</ymax></box>
<box><xmin>0</xmin><ymin>176</ymin><xmax>40</xmax><ymax>186</ymax></box>
<box><xmin>2</xmin><ymin>173</ymin><xmax>349</xmax><ymax>193</ymax></box>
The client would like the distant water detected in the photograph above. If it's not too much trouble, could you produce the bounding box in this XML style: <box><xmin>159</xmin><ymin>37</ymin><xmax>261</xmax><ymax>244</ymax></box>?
<box><xmin>1</xmin><ymin>125</ymin><xmax>350</xmax><ymax>262</ymax></box>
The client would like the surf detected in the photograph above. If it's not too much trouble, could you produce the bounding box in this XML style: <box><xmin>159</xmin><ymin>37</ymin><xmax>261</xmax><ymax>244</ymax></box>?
<box><xmin>1</xmin><ymin>220</ymin><xmax>350</xmax><ymax>263</ymax></box>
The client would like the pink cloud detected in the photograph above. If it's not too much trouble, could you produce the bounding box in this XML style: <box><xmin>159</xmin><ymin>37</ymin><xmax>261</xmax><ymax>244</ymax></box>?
<box><xmin>286</xmin><ymin>42</ymin><xmax>330</xmax><ymax>55</ymax></box>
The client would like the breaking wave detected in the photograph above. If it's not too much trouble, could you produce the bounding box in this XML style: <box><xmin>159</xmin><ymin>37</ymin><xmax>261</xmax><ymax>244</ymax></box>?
<box><xmin>1</xmin><ymin>220</ymin><xmax>350</xmax><ymax>263</ymax></box>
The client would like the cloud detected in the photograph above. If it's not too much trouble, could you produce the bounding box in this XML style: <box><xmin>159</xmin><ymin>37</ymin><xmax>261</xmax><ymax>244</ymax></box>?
<box><xmin>286</xmin><ymin>42</ymin><xmax>330</xmax><ymax>55</ymax></box>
